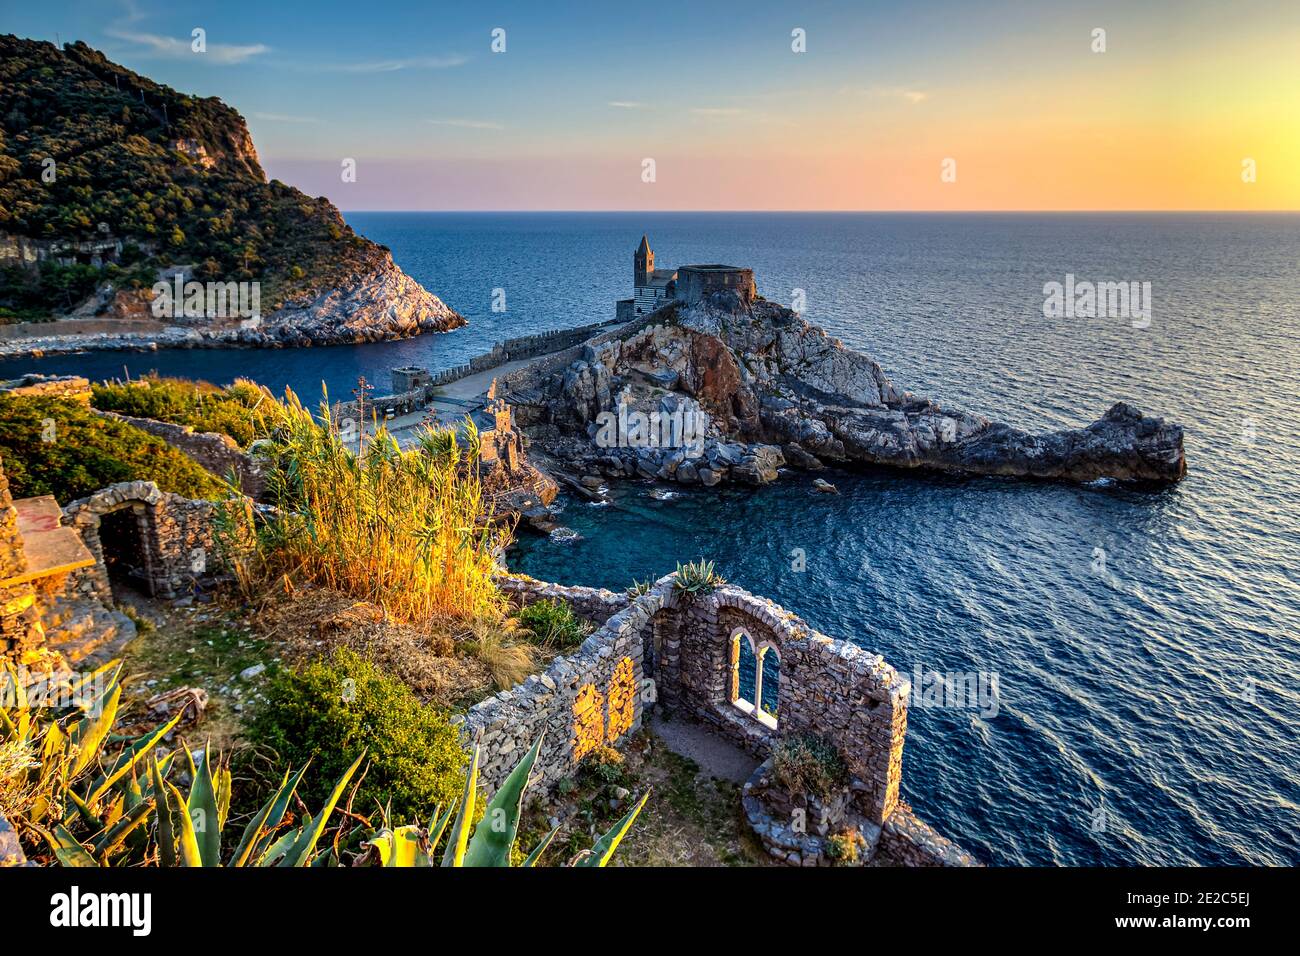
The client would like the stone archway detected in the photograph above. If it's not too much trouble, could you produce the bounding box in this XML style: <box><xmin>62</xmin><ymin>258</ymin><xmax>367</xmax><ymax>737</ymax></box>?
<box><xmin>63</xmin><ymin>482</ymin><xmax>167</xmax><ymax>602</ymax></box>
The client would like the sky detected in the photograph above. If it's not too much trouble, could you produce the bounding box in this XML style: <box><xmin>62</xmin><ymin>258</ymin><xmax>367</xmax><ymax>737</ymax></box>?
<box><xmin>7</xmin><ymin>0</ymin><xmax>1299</xmax><ymax>210</ymax></box>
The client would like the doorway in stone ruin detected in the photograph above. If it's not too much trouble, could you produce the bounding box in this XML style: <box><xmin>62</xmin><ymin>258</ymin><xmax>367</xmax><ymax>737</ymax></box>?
<box><xmin>97</xmin><ymin>506</ymin><xmax>154</xmax><ymax>597</ymax></box>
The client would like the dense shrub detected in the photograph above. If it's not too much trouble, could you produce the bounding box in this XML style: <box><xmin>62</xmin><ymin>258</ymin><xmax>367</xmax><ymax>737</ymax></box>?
<box><xmin>250</xmin><ymin>648</ymin><xmax>467</xmax><ymax>822</ymax></box>
<box><xmin>516</xmin><ymin>597</ymin><xmax>589</xmax><ymax>651</ymax></box>
<box><xmin>0</xmin><ymin>393</ymin><xmax>225</xmax><ymax>501</ymax></box>
<box><xmin>91</xmin><ymin>375</ymin><xmax>273</xmax><ymax>447</ymax></box>
<box><xmin>771</xmin><ymin>734</ymin><xmax>848</xmax><ymax>799</ymax></box>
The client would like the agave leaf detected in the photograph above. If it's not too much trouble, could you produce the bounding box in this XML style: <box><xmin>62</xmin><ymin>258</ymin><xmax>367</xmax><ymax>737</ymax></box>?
<box><xmin>462</xmin><ymin>734</ymin><xmax>543</xmax><ymax>868</ymax></box>
<box><xmin>186</xmin><ymin>746</ymin><xmax>221</xmax><ymax>866</ymax></box>
<box><xmin>230</xmin><ymin>765</ymin><xmax>306</xmax><ymax>867</ymax></box>
<box><xmin>428</xmin><ymin>803</ymin><xmax>454</xmax><ymax>850</ymax></box>
<box><xmin>150</xmin><ymin>757</ymin><xmax>176</xmax><ymax>868</ymax></box>
<box><xmin>441</xmin><ymin>745</ymin><xmax>479</xmax><ymax>867</ymax></box>
<box><xmin>255</xmin><ymin>825</ymin><xmax>303</xmax><ymax>867</ymax></box>
<box><xmin>360</xmin><ymin>828</ymin><xmax>395</xmax><ymax>866</ymax></box>
<box><xmin>86</xmin><ymin>710</ymin><xmax>183</xmax><ymax>804</ymax></box>
<box><xmin>521</xmin><ymin>824</ymin><xmax>560</xmax><ymax>868</ymax></box>
<box><xmin>92</xmin><ymin>799</ymin><xmax>154</xmax><ymax>863</ymax></box>
<box><xmin>276</xmin><ymin>751</ymin><xmax>364</xmax><ymax>867</ymax></box>
<box><xmin>68</xmin><ymin>681</ymin><xmax>121</xmax><ymax>778</ymax></box>
<box><xmin>41</xmin><ymin>719</ymin><xmax>66</xmax><ymax>762</ymax></box>
<box><xmin>574</xmin><ymin>790</ymin><xmax>649</xmax><ymax>867</ymax></box>
<box><xmin>393</xmin><ymin>826</ymin><xmax>430</xmax><ymax>867</ymax></box>
<box><xmin>165</xmin><ymin>780</ymin><xmax>203</xmax><ymax>867</ymax></box>
<box><xmin>46</xmin><ymin>824</ymin><xmax>100</xmax><ymax>867</ymax></box>
<box><xmin>63</xmin><ymin>790</ymin><xmax>101</xmax><ymax>830</ymax></box>
<box><xmin>215</xmin><ymin>766</ymin><xmax>232</xmax><ymax>831</ymax></box>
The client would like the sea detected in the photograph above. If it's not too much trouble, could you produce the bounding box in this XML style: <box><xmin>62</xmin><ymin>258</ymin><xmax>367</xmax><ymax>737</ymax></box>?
<box><xmin>4</xmin><ymin>211</ymin><xmax>1298</xmax><ymax>866</ymax></box>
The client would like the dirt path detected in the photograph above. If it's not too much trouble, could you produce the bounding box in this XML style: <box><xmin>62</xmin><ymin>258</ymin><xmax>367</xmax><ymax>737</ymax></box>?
<box><xmin>649</xmin><ymin>712</ymin><xmax>760</xmax><ymax>784</ymax></box>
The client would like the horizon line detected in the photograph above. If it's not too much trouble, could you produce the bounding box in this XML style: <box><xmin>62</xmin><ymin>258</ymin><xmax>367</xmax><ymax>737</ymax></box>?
<box><xmin>335</xmin><ymin>208</ymin><xmax>1300</xmax><ymax>215</ymax></box>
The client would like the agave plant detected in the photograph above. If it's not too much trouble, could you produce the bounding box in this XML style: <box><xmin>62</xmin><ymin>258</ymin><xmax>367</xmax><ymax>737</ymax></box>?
<box><xmin>674</xmin><ymin>559</ymin><xmax>725</xmax><ymax>595</ymax></box>
<box><xmin>358</xmin><ymin>735</ymin><xmax>648</xmax><ymax>867</ymax></box>
<box><xmin>2</xmin><ymin>660</ymin><xmax>185</xmax><ymax>866</ymax></box>
<box><xmin>6</xmin><ymin>660</ymin><xmax>646</xmax><ymax>868</ymax></box>
<box><xmin>625</xmin><ymin>579</ymin><xmax>653</xmax><ymax>598</ymax></box>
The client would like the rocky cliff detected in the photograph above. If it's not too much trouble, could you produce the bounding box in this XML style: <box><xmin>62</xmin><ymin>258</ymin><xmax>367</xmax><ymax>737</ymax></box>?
<box><xmin>507</xmin><ymin>293</ymin><xmax>1187</xmax><ymax>486</ymax></box>
<box><xmin>0</xmin><ymin>35</ymin><xmax>463</xmax><ymax>348</ymax></box>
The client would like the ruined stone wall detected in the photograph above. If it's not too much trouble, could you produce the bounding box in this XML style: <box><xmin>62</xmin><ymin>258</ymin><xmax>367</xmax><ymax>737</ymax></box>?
<box><xmin>458</xmin><ymin>604</ymin><xmax>645</xmax><ymax>797</ymax></box>
<box><xmin>0</xmin><ymin>459</ymin><xmax>38</xmax><ymax>662</ymax></box>
<box><xmin>62</xmin><ymin>482</ymin><xmax>230</xmax><ymax>600</ymax></box>
<box><xmin>675</xmin><ymin>266</ymin><xmax>756</xmax><ymax>306</ymax></box>
<box><xmin>97</xmin><ymin>412</ymin><xmax>265</xmax><ymax>498</ymax></box>
<box><xmin>497</xmin><ymin>574</ymin><xmax>629</xmax><ymax>627</ymax></box>
<box><xmin>463</xmin><ymin>574</ymin><xmax>907</xmax><ymax>828</ymax></box>
<box><xmin>879</xmin><ymin>805</ymin><xmax>982</xmax><ymax>867</ymax></box>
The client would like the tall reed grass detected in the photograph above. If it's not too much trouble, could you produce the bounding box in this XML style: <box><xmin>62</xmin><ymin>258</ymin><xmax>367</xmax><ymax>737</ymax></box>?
<box><xmin>227</xmin><ymin>388</ymin><xmax>510</xmax><ymax>624</ymax></box>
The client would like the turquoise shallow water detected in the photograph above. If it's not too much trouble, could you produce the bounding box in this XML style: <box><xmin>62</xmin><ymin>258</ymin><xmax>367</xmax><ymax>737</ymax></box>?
<box><xmin>6</xmin><ymin>212</ymin><xmax>1299</xmax><ymax>865</ymax></box>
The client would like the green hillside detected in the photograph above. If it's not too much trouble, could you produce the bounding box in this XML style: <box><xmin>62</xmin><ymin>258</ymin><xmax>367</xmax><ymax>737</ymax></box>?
<box><xmin>0</xmin><ymin>35</ymin><xmax>385</xmax><ymax>320</ymax></box>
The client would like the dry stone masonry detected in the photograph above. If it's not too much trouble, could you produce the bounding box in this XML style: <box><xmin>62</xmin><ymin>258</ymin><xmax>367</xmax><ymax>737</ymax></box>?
<box><xmin>464</xmin><ymin>572</ymin><xmax>977</xmax><ymax>866</ymax></box>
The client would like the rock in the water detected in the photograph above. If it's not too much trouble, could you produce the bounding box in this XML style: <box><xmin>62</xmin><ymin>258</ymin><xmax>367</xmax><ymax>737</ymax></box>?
<box><xmin>812</xmin><ymin>478</ymin><xmax>839</xmax><ymax>494</ymax></box>
<box><xmin>505</xmin><ymin>294</ymin><xmax>1186</xmax><ymax>486</ymax></box>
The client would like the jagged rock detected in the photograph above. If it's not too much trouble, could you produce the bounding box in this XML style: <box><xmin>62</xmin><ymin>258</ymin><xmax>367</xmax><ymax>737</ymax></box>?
<box><xmin>813</xmin><ymin>478</ymin><xmax>839</xmax><ymax>494</ymax></box>
<box><xmin>506</xmin><ymin>295</ymin><xmax>1186</xmax><ymax>486</ymax></box>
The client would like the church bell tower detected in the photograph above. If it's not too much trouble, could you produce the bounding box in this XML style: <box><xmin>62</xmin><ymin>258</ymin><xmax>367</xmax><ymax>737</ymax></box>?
<box><xmin>634</xmin><ymin>234</ymin><xmax>653</xmax><ymax>287</ymax></box>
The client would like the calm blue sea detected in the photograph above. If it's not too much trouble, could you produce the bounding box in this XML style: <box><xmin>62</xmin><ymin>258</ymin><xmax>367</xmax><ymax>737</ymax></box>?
<box><xmin>6</xmin><ymin>212</ymin><xmax>1299</xmax><ymax>866</ymax></box>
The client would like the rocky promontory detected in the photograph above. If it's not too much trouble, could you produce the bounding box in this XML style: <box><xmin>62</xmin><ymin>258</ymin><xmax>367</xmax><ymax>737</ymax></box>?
<box><xmin>0</xmin><ymin>36</ymin><xmax>463</xmax><ymax>355</ymax></box>
<box><xmin>505</xmin><ymin>293</ymin><xmax>1186</xmax><ymax>487</ymax></box>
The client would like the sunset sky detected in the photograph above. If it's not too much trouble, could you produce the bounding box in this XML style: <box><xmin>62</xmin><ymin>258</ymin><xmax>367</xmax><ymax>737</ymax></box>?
<box><xmin>10</xmin><ymin>0</ymin><xmax>1299</xmax><ymax>210</ymax></box>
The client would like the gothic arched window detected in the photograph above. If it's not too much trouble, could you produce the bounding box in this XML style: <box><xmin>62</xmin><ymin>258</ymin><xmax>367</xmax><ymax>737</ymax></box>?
<box><xmin>728</xmin><ymin>629</ymin><xmax>779</xmax><ymax>729</ymax></box>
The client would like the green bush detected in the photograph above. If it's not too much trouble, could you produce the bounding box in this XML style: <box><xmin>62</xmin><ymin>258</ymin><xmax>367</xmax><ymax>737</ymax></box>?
<box><xmin>580</xmin><ymin>745</ymin><xmax>627</xmax><ymax>787</ymax></box>
<box><xmin>516</xmin><ymin>597</ymin><xmax>589</xmax><ymax>651</ymax></box>
<box><xmin>0</xmin><ymin>393</ymin><xmax>225</xmax><ymax>501</ymax></box>
<box><xmin>91</xmin><ymin>375</ymin><xmax>273</xmax><ymax>447</ymax></box>
<box><xmin>250</xmin><ymin>648</ymin><xmax>467</xmax><ymax>823</ymax></box>
<box><xmin>771</xmin><ymin>734</ymin><xmax>848</xmax><ymax>799</ymax></box>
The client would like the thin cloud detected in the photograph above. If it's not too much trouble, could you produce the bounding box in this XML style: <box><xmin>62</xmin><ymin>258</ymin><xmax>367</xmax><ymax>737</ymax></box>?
<box><xmin>253</xmin><ymin>112</ymin><xmax>321</xmax><ymax>124</ymax></box>
<box><xmin>841</xmin><ymin>86</ymin><xmax>930</xmax><ymax>104</ymax></box>
<box><xmin>426</xmin><ymin>118</ymin><xmax>504</xmax><ymax>131</ymax></box>
<box><xmin>608</xmin><ymin>101</ymin><xmax>649</xmax><ymax>109</ymax></box>
<box><xmin>105</xmin><ymin>28</ymin><xmax>270</xmax><ymax>65</ymax></box>
<box><xmin>315</xmin><ymin>55</ymin><xmax>468</xmax><ymax>73</ymax></box>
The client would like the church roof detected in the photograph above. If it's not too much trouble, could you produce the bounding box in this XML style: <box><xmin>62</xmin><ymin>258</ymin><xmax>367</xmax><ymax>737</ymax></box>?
<box><xmin>636</xmin><ymin>234</ymin><xmax>651</xmax><ymax>255</ymax></box>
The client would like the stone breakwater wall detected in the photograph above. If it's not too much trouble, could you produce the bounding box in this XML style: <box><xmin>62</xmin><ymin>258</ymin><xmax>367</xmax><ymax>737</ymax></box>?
<box><xmin>97</xmin><ymin>412</ymin><xmax>265</xmax><ymax>499</ymax></box>
<box><xmin>462</xmin><ymin>573</ymin><xmax>908</xmax><ymax>828</ymax></box>
<box><xmin>496</xmin><ymin>574</ymin><xmax>630</xmax><ymax>626</ymax></box>
<box><xmin>330</xmin><ymin>385</ymin><xmax>430</xmax><ymax>426</ymax></box>
<box><xmin>62</xmin><ymin>482</ymin><xmax>233</xmax><ymax>601</ymax></box>
<box><xmin>879</xmin><ymin>804</ymin><xmax>981</xmax><ymax>866</ymax></box>
<box><xmin>431</xmin><ymin>318</ymin><xmax>627</xmax><ymax>387</ymax></box>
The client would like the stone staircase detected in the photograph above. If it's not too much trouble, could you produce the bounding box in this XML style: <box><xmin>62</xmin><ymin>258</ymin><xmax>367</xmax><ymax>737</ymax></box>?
<box><xmin>41</xmin><ymin>598</ymin><xmax>136</xmax><ymax>668</ymax></box>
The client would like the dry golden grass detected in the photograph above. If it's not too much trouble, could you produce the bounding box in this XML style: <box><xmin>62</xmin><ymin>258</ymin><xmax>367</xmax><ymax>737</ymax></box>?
<box><xmin>222</xmin><ymin>387</ymin><xmax>511</xmax><ymax>626</ymax></box>
<box><xmin>462</xmin><ymin>616</ymin><xmax>539</xmax><ymax>691</ymax></box>
<box><xmin>255</xmin><ymin>586</ymin><xmax>496</xmax><ymax>709</ymax></box>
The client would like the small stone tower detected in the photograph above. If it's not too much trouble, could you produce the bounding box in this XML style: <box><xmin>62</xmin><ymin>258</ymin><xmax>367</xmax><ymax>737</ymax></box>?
<box><xmin>634</xmin><ymin>234</ymin><xmax>653</xmax><ymax>287</ymax></box>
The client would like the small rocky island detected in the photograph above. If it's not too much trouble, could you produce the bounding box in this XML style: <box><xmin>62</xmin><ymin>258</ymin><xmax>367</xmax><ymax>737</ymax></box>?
<box><xmin>502</xmin><ymin>239</ymin><xmax>1187</xmax><ymax>489</ymax></box>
